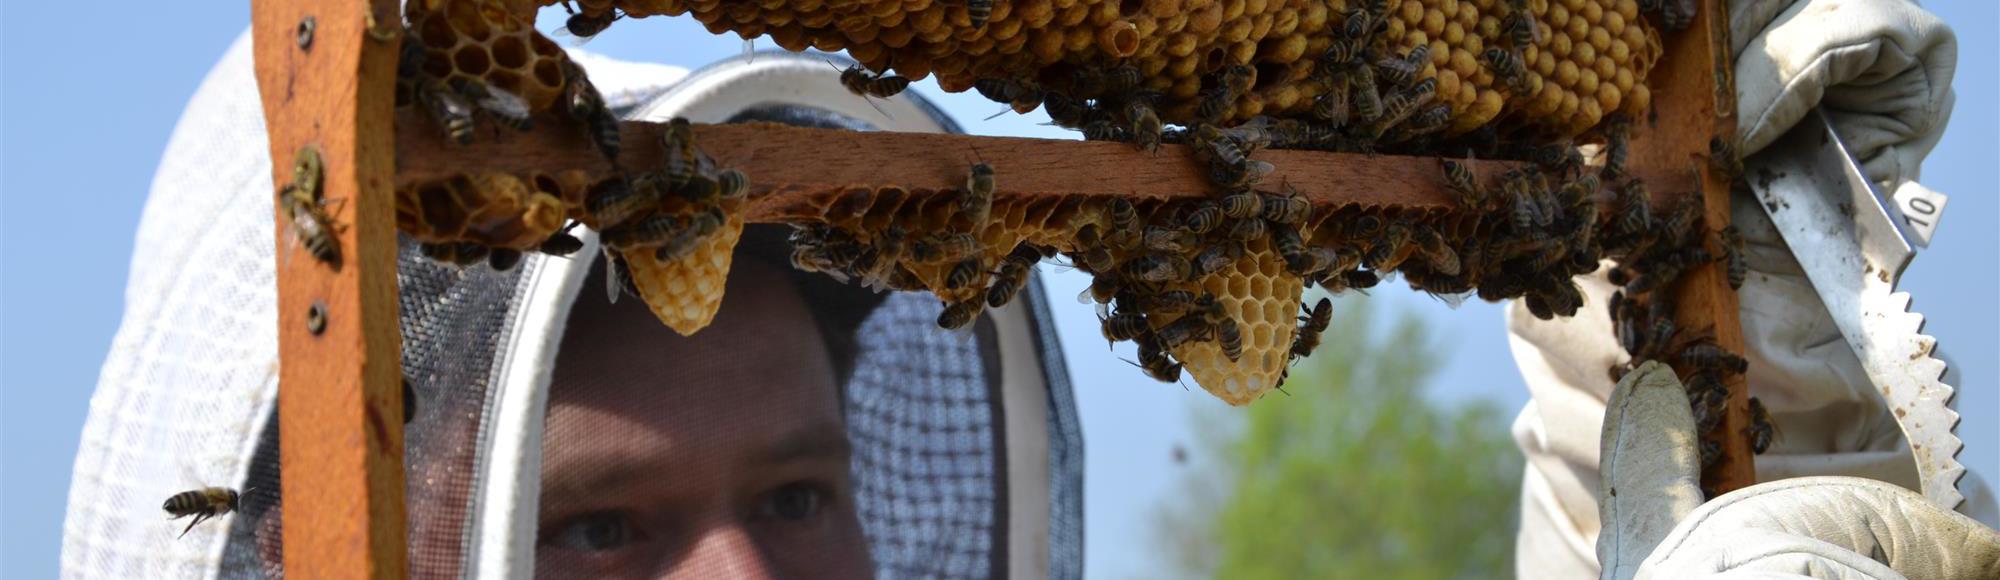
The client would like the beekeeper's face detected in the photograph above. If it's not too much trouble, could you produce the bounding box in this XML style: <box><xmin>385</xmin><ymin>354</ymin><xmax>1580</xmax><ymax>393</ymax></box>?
<box><xmin>535</xmin><ymin>259</ymin><xmax>872</xmax><ymax>579</ymax></box>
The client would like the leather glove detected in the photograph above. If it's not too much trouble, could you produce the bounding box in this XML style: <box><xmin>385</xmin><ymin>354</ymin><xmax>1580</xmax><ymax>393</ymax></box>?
<box><xmin>1596</xmin><ymin>362</ymin><xmax>2000</xmax><ymax>580</ymax></box>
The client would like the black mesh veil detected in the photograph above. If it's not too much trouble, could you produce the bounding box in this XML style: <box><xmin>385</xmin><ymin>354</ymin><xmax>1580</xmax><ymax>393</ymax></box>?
<box><xmin>215</xmin><ymin>53</ymin><xmax>1084</xmax><ymax>579</ymax></box>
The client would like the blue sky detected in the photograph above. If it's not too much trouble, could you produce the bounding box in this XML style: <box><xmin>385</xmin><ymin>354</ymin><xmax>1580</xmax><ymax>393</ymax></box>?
<box><xmin>2</xmin><ymin>3</ymin><xmax>1993</xmax><ymax>578</ymax></box>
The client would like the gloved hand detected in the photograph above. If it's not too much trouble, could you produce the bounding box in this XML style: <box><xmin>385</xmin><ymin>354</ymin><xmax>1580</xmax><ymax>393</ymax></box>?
<box><xmin>1507</xmin><ymin>1</ymin><xmax>1984</xmax><ymax>576</ymax></box>
<box><xmin>1596</xmin><ymin>362</ymin><xmax>2000</xmax><ymax>580</ymax></box>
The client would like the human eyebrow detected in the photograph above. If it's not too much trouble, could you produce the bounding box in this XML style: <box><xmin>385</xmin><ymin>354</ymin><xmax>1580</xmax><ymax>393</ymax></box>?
<box><xmin>540</xmin><ymin>448</ymin><xmax>659</xmax><ymax>507</ymax></box>
<box><xmin>756</xmin><ymin>422</ymin><xmax>853</xmax><ymax>466</ymax></box>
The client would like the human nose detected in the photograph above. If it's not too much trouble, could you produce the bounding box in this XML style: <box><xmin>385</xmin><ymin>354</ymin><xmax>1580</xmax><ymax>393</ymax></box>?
<box><xmin>659</xmin><ymin>523</ymin><xmax>774</xmax><ymax>580</ymax></box>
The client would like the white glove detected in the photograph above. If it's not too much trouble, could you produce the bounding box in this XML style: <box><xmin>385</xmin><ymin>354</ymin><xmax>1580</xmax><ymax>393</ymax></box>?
<box><xmin>1509</xmin><ymin>1</ymin><xmax>1983</xmax><ymax>577</ymax></box>
<box><xmin>1596</xmin><ymin>362</ymin><xmax>2000</xmax><ymax>580</ymax></box>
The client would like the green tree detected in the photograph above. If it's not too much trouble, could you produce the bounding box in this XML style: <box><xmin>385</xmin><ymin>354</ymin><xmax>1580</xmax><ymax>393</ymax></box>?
<box><xmin>1153</xmin><ymin>295</ymin><xmax>1523</xmax><ymax>579</ymax></box>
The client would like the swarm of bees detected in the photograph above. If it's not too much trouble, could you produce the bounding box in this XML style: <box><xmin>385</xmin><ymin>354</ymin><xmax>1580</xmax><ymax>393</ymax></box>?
<box><xmin>381</xmin><ymin>0</ymin><xmax>1737</xmax><ymax>406</ymax></box>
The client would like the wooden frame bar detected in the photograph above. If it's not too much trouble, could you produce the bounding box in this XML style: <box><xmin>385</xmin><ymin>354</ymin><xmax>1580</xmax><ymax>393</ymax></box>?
<box><xmin>252</xmin><ymin>0</ymin><xmax>407</xmax><ymax>578</ymax></box>
<box><xmin>1631</xmin><ymin>0</ymin><xmax>1755</xmax><ymax>494</ymax></box>
<box><xmin>395</xmin><ymin>119</ymin><xmax>1701</xmax><ymax>217</ymax></box>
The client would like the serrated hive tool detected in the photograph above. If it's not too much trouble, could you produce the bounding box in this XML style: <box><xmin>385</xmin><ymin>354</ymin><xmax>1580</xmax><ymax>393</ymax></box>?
<box><xmin>1747</xmin><ymin>108</ymin><xmax>1964</xmax><ymax>511</ymax></box>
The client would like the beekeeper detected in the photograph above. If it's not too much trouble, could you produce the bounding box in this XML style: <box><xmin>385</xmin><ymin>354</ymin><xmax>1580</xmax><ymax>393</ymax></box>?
<box><xmin>62</xmin><ymin>38</ymin><xmax>1086</xmax><ymax>579</ymax></box>
<box><xmin>1508</xmin><ymin>0</ymin><xmax>2000</xmax><ymax>577</ymax></box>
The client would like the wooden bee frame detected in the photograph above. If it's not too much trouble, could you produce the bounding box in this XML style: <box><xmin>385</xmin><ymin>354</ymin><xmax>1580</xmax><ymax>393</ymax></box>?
<box><xmin>252</xmin><ymin>0</ymin><xmax>1744</xmax><ymax>576</ymax></box>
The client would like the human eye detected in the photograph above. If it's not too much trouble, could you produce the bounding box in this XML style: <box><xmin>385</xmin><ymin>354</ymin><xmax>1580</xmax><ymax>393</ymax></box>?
<box><xmin>541</xmin><ymin>510</ymin><xmax>646</xmax><ymax>552</ymax></box>
<box><xmin>756</xmin><ymin>481</ymin><xmax>833</xmax><ymax>522</ymax></box>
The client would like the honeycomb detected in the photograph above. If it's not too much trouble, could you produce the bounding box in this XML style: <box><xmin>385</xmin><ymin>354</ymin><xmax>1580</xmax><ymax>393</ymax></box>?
<box><xmin>619</xmin><ymin>198</ymin><xmax>749</xmax><ymax>335</ymax></box>
<box><xmin>552</xmin><ymin>0</ymin><xmax>1661</xmax><ymax>136</ymax></box>
<box><xmin>1157</xmin><ymin>235</ymin><xmax>1301</xmax><ymax>404</ymax></box>
<box><xmin>395</xmin><ymin>171</ymin><xmax>572</xmax><ymax>249</ymax></box>
<box><xmin>404</xmin><ymin>0</ymin><xmax>572</xmax><ymax>112</ymax></box>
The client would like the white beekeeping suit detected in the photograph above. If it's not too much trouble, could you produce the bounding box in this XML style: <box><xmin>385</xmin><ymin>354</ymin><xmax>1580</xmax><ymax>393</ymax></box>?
<box><xmin>1508</xmin><ymin>1</ymin><xmax>1996</xmax><ymax>577</ymax></box>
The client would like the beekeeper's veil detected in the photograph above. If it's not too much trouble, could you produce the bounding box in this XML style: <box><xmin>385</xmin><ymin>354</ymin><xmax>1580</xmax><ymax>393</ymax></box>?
<box><xmin>63</xmin><ymin>33</ymin><xmax>1084</xmax><ymax>579</ymax></box>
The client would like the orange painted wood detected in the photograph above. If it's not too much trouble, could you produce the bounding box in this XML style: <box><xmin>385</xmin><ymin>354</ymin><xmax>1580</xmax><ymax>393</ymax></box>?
<box><xmin>1625</xmin><ymin>0</ymin><xmax>1755</xmax><ymax>494</ymax></box>
<box><xmin>251</xmin><ymin>0</ymin><xmax>407</xmax><ymax>578</ymax></box>
<box><xmin>395</xmin><ymin>118</ymin><xmax>1699</xmax><ymax>218</ymax></box>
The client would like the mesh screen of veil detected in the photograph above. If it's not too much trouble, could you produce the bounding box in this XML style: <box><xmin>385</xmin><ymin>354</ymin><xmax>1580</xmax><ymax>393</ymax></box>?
<box><xmin>221</xmin><ymin>235</ymin><xmax>1034</xmax><ymax>579</ymax></box>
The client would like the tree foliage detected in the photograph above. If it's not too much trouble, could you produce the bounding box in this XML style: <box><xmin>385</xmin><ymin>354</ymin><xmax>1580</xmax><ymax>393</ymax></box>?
<box><xmin>1153</xmin><ymin>295</ymin><xmax>1523</xmax><ymax>579</ymax></box>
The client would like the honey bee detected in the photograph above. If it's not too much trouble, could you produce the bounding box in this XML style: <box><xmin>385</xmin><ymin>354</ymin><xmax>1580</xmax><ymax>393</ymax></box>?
<box><xmin>1746</xmin><ymin>397</ymin><xmax>1777</xmax><ymax>453</ymax></box>
<box><xmin>1365</xmin><ymin>223</ymin><xmax>1414</xmax><ymax>271</ymax></box>
<box><xmin>1153</xmin><ymin>314</ymin><xmax>1213</xmax><ymax>351</ymax></box>
<box><xmin>539</xmin><ymin>222</ymin><xmax>585</xmax><ymax>257</ymax></box>
<box><xmin>1708</xmin><ymin>136</ymin><xmax>1744</xmax><ymax>179</ymax></box>
<box><xmin>1142</xmin><ymin>225</ymin><xmax>1197</xmax><ymax>253</ymax></box>
<box><xmin>1602</xmin><ymin>114</ymin><xmax>1632</xmax><ymax>179</ymax></box>
<box><xmin>1396</xmin><ymin>103</ymin><xmax>1452</xmax><ymax>137</ymax></box>
<box><xmin>600</xmin><ymin>214</ymin><xmax>688</xmax><ymax>250</ymax></box>
<box><xmin>1098</xmin><ymin>65</ymin><xmax>1143</xmax><ymax>97</ymax></box>
<box><xmin>885</xmin><ymin>265</ymin><xmax>928</xmax><ymax>291</ymax></box>
<box><xmin>973</xmin><ymin>77</ymin><xmax>1033</xmax><ymax>106</ymax></box>
<box><xmin>488</xmin><ymin>248</ymin><xmax>524</xmax><ymax>271</ymax></box>
<box><xmin>1181</xmin><ymin>202</ymin><xmax>1224</xmax><ymax>234</ymax></box>
<box><xmin>1681</xmin><ymin>341</ymin><xmax>1749</xmax><ymax>375</ymax></box>
<box><xmin>585</xmin><ymin>176</ymin><xmax>654</xmax><ymax>229</ymax></box>
<box><xmin>1126</xmin><ymin>100</ymin><xmax>1164</xmax><ymax>154</ymax></box>
<box><xmin>1261</xmin><ymin>190</ymin><xmax>1312</xmax><ymax>225</ymax></box>
<box><xmin>1221</xmin><ymin>64</ymin><xmax>1255</xmax><ymax>100</ymax></box>
<box><xmin>557</xmin><ymin>8</ymin><xmax>622</xmax><ymax>41</ymax></box>
<box><xmin>1480</xmin><ymin>48</ymin><xmax>1529</xmax><ymax>93</ymax></box>
<box><xmin>1613</xmin><ymin>180</ymin><xmax>1653</xmax><ymax>236</ymax></box>
<box><xmin>1273</xmin><ymin>226</ymin><xmax>1309</xmax><ymax>270</ymax></box>
<box><xmin>1080</xmin><ymin>119</ymin><xmax>1128</xmax><ymax>142</ymax></box>
<box><xmin>945</xmin><ymin>258</ymin><xmax>984</xmax><ymax>290</ymax></box>
<box><xmin>560</xmin><ymin>60</ymin><xmax>621</xmax><ymax>161</ymax></box>
<box><xmin>1697</xmin><ymin>439</ymin><xmax>1723</xmax><ymax>471</ymax></box>
<box><xmin>1195</xmin><ymin>87</ymin><xmax>1234</xmax><ymax>123</ymax></box>
<box><xmin>1042</xmin><ymin>91</ymin><xmax>1088</xmax><ymax>127</ymax></box>
<box><xmin>1413</xmin><ymin>226</ymin><xmax>1461</xmax><ymax>276</ymax></box>
<box><xmin>1322</xmin><ymin>268</ymin><xmax>1380</xmax><ymax>293</ymax></box>
<box><xmin>1375</xmin><ymin>80</ymin><xmax>1437</xmax><ymax>130</ymax></box>
<box><xmin>1442</xmin><ymin>159</ymin><xmax>1484</xmax><ymax>208</ymax></box>
<box><xmin>912</xmin><ymin>232</ymin><xmax>982</xmax><ymax>263</ymax></box>
<box><xmin>445</xmin><ymin>77</ymin><xmax>533</xmax><ymax>133</ymax></box>
<box><xmin>1291</xmin><ymin>297</ymin><xmax>1333</xmax><ymax>358</ymax></box>
<box><xmin>1210</xmin><ymin>159</ymin><xmax>1275</xmax><ymax>191</ymax></box>
<box><xmin>1226</xmin><ymin>215</ymin><xmax>1267</xmax><ymax>241</ymax></box>
<box><xmin>1686</xmin><ymin>372</ymin><xmax>1728</xmax><ymax>432</ymax></box>
<box><xmin>937</xmin><ymin>299</ymin><xmax>984</xmax><ymax>329</ymax></box>
<box><xmin>986</xmin><ymin>244</ymin><xmax>1042</xmax><ymax>307</ymax></box>
<box><xmin>1105</xmin><ymin>198</ymin><xmax>1140</xmax><ymax>239</ymax></box>
<box><xmin>1139</xmin><ymin>290</ymin><xmax>1201</xmax><ymax>316</ymax></box>
<box><xmin>415</xmin><ymin>77</ymin><xmax>476</xmax><ymax>145</ymax></box>
<box><xmin>963</xmin><ymin>160</ymin><xmax>996</xmax><ymax>226</ymax></box>
<box><xmin>1214</xmin><ymin>316</ymin><xmax>1244</xmax><ymax>361</ymax></box>
<box><xmin>1132</xmin><ymin>335</ymin><xmax>1184</xmax><ymax>383</ymax></box>
<box><xmin>965</xmin><ymin>0</ymin><xmax>993</xmax><ymax>29</ymax></box>
<box><xmin>717</xmin><ymin>168</ymin><xmax>749</xmax><ymax>200</ymax></box>
<box><xmin>420</xmin><ymin>241</ymin><xmax>490</xmax><ymax>267</ymax></box>
<box><xmin>1319</xmin><ymin>39</ymin><xmax>1364</xmax><ymax>74</ymax></box>
<box><xmin>164</xmin><ymin>487</ymin><xmax>242</xmax><ymax>538</ymax></box>
<box><xmin>1070</xmin><ymin>225</ymin><xmax>1117</xmax><ymax>272</ymax></box>
<box><xmin>1220</xmin><ymin>191</ymin><xmax>1263</xmax><ymax>219</ymax></box>
<box><xmin>840</xmin><ymin>65</ymin><xmax>911</xmax><ymax>99</ymax></box>
<box><xmin>280</xmin><ymin>185</ymin><xmax>343</xmax><ymax>267</ymax></box>
<box><xmin>656</xmin><ymin>208</ymin><xmax>724</xmax><ymax>261</ymax></box>
<box><xmin>1716</xmin><ymin>226</ymin><xmax>1746</xmax><ymax>290</ymax></box>
<box><xmin>1081</xmin><ymin>271</ymin><xmax>1123</xmax><ymax>304</ymax></box>
<box><xmin>1101</xmin><ymin>311</ymin><xmax>1151</xmax><ymax>343</ymax></box>
<box><xmin>1121</xmin><ymin>253</ymin><xmax>1192</xmax><ymax>282</ymax></box>
<box><xmin>1376</xmin><ymin>45</ymin><xmax>1430</xmax><ymax>87</ymax></box>
<box><xmin>1502</xmin><ymin>9</ymin><xmax>1540</xmax><ymax>49</ymax></box>
<box><xmin>1341</xmin><ymin>8</ymin><xmax>1374</xmax><ymax>39</ymax></box>
<box><xmin>1314</xmin><ymin>77</ymin><xmax>1352</xmax><ymax>127</ymax></box>
<box><xmin>1350</xmin><ymin>65</ymin><xmax>1384</xmax><ymax>124</ymax></box>
<box><xmin>1191</xmin><ymin>241</ymin><xmax>1243</xmax><ymax>277</ymax></box>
